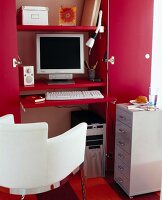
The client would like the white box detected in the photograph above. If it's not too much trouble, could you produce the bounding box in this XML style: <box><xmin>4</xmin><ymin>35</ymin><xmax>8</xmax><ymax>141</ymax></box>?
<box><xmin>17</xmin><ymin>6</ymin><xmax>49</xmax><ymax>25</ymax></box>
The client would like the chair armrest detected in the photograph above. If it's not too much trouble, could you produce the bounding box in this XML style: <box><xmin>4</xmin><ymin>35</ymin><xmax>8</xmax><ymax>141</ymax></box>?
<box><xmin>0</xmin><ymin>114</ymin><xmax>15</xmax><ymax>124</ymax></box>
<box><xmin>47</xmin><ymin>122</ymin><xmax>87</xmax><ymax>184</ymax></box>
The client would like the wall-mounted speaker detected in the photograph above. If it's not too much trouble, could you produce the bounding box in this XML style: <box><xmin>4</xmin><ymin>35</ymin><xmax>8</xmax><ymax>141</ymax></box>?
<box><xmin>19</xmin><ymin>66</ymin><xmax>34</xmax><ymax>86</ymax></box>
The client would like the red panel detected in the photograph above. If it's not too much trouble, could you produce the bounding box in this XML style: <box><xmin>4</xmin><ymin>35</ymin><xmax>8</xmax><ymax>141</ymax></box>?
<box><xmin>89</xmin><ymin>0</ymin><xmax>108</xmax><ymax>88</ymax></box>
<box><xmin>107</xmin><ymin>0</ymin><xmax>154</xmax><ymax>171</ymax></box>
<box><xmin>88</xmin><ymin>0</ymin><xmax>109</xmax><ymax>120</ymax></box>
<box><xmin>0</xmin><ymin>1</ymin><xmax>20</xmax><ymax>122</ymax></box>
<box><xmin>108</xmin><ymin>0</ymin><xmax>154</xmax><ymax>103</ymax></box>
<box><xmin>87</xmin><ymin>0</ymin><xmax>110</xmax><ymax>171</ymax></box>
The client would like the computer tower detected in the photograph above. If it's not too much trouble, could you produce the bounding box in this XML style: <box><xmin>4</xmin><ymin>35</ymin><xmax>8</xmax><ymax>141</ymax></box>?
<box><xmin>71</xmin><ymin>110</ymin><xmax>106</xmax><ymax>178</ymax></box>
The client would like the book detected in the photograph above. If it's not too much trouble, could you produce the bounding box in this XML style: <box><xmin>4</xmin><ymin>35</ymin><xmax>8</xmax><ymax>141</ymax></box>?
<box><xmin>25</xmin><ymin>95</ymin><xmax>45</xmax><ymax>103</ymax></box>
<box><xmin>81</xmin><ymin>0</ymin><xmax>101</xmax><ymax>26</ymax></box>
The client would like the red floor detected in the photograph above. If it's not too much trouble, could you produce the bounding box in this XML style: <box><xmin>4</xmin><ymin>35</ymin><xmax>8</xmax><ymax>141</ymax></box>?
<box><xmin>0</xmin><ymin>175</ymin><xmax>160</xmax><ymax>200</ymax></box>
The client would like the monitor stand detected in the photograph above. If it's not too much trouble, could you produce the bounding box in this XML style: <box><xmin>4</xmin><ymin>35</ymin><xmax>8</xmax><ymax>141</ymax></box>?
<box><xmin>48</xmin><ymin>79</ymin><xmax>75</xmax><ymax>85</ymax></box>
<box><xmin>48</xmin><ymin>74</ymin><xmax>74</xmax><ymax>84</ymax></box>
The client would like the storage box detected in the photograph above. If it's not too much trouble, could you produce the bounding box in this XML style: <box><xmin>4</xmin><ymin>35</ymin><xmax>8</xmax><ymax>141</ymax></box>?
<box><xmin>17</xmin><ymin>6</ymin><xmax>49</xmax><ymax>25</ymax></box>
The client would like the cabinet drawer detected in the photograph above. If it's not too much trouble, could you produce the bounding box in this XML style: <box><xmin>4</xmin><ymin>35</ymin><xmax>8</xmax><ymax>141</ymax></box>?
<box><xmin>116</xmin><ymin>108</ymin><xmax>132</xmax><ymax>127</ymax></box>
<box><xmin>114</xmin><ymin>170</ymin><xmax>129</xmax><ymax>193</ymax></box>
<box><xmin>116</xmin><ymin>134</ymin><xmax>131</xmax><ymax>153</ymax></box>
<box><xmin>115</xmin><ymin>157</ymin><xmax>130</xmax><ymax>178</ymax></box>
<box><xmin>116</xmin><ymin>121</ymin><xmax>132</xmax><ymax>141</ymax></box>
<box><xmin>115</xmin><ymin>146</ymin><xmax>130</xmax><ymax>167</ymax></box>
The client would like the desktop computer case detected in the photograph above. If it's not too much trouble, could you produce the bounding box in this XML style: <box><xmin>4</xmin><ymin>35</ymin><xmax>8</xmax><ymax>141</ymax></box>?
<box><xmin>71</xmin><ymin>110</ymin><xmax>106</xmax><ymax>178</ymax></box>
<box><xmin>84</xmin><ymin>123</ymin><xmax>106</xmax><ymax>178</ymax></box>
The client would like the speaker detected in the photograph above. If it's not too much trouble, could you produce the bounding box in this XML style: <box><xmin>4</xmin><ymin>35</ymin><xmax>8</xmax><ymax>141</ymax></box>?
<box><xmin>19</xmin><ymin>66</ymin><xmax>34</xmax><ymax>86</ymax></box>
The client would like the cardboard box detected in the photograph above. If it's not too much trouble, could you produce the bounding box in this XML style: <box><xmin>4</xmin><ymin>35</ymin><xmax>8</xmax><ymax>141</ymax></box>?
<box><xmin>17</xmin><ymin>6</ymin><xmax>49</xmax><ymax>25</ymax></box>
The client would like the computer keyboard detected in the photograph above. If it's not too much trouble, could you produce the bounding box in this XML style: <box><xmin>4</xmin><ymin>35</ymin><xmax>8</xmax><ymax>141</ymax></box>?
<box><xmin>45</xmin><ymin>90</ymin><xmax>104</xmax><ymax>100</ymax></box>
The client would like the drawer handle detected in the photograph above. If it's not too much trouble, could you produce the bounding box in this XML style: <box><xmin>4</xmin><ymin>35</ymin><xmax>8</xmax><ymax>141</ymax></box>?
<box><xmin>118</xmin><ymin>141</ymin><xmax>125</xmax><ymax>146</ymax></box>
<box><xmin>119</xmin><ymin>128</ymin><xmax>127</xmax><ymax>134</ymax></box>
<box><xmin>119</xmin><ymin>115</ymin><xmax>126</xmax><ymax>120</ymax></box>
<box><xmin>118</xmin><ymin>165</ymin><xmax>124</xmax><ymax>171</ymax></box>
<box><xmin>117</xmin><ymin>177</ymin><xmax>123</xmax><ymax>183</ymax></box>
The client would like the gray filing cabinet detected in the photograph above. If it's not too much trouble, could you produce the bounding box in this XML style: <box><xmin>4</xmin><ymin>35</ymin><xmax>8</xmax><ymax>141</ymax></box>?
<box><xmin>114</xmin><ymin>103</ymin><xmax>162</xmax><ymax>197</ymax></box>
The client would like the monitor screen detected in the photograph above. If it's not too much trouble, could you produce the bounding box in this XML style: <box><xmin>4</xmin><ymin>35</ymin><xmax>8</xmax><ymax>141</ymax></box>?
<box><xmin>36</xmin><ymin>33</ymin><xmax>84</xmax><ymax>80</ymax></box>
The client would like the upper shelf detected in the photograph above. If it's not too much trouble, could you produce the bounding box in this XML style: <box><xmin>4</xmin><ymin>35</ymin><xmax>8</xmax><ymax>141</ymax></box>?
<box><xmin>17</xmin><ymin>25</ymin><xmax>96</xmax><ymax>32</ymax></box>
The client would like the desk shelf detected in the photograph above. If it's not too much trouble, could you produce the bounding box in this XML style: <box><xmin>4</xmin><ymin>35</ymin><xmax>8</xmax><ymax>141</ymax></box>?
<box><xmin>19</xmin><ymin>78</ymin><xmax>106</xmax><ymax>92</ymax></box>
<box><xmin>20</xmin><ymin>95</ymin><xmax>110</xmax><ymax>109</ymax></box>
<box><xmin>20</xmin><ymin>78</ymin><xmax>108</xmax><ymax>109</ymax></box>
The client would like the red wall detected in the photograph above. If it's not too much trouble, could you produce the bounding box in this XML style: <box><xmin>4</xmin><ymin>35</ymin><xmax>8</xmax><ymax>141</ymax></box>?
<box><xmin>0</xmin><ymin>1</ymin><xmax>20</xmax><ymax>122</ymax></box>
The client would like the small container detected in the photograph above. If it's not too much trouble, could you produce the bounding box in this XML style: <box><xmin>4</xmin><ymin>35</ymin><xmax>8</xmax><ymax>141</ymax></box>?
<box><xmin>88</xmin><ymin>69</ymin><xmax>95</xmax><ymax>81</ymax></box>
<box><xmin>149</xmin><ymin>87</ymin><xmax>158</xmax><ymax>106</ymax></box>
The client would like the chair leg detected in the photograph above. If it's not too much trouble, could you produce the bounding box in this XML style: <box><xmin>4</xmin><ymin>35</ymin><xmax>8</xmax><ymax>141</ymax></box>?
<box><xmin>21</xmin><ymin>195</ymin><xmax>25</xmax><ymax>200</ymax></box>
<box><xmin>80</xmin><ymin>165</ymin><xmax>86</xmax><ymax>200</ymax></box>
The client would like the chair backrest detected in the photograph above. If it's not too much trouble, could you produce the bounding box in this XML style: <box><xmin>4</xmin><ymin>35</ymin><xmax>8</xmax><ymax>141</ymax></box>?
<box><xmin>0</xmin><ymin>114</ymin><xmax>87</xmax><ymax>195</ymax></box>
<box><xmin>0</xmin><ymin>122</ymin><xmax>48</xmax><ymax>189</ymax></box>
<box><xmin>47</xmin><ymin>122</ymin><xmax>87</xmax><ymax>184</ymax></box>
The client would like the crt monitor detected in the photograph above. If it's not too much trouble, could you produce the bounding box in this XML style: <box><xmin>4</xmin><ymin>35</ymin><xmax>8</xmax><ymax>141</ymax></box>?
<box><xmin>36</xmin><ymin>33</ymin><xmax>84</xmax><ymax>82</ymax></box>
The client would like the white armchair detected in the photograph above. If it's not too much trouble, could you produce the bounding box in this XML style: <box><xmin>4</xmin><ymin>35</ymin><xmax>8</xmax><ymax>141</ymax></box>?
<box><xmin>0</xmin><ymin>114</ymin><xmax>87</xmax><ymax>200</ymax></box>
